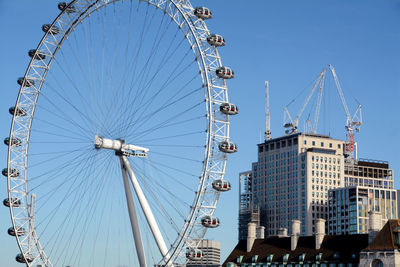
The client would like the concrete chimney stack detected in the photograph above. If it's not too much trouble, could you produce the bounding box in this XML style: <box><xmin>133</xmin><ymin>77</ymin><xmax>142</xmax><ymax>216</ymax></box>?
<box><xmin>256</xmin><ymin>226</ymin><xmax>265</xmax><ymax>239</ymax></box>
<box><xmin>277</xmin><ymin>228</ymin><xmax>288</xmax><ymax>237</ymax></box>
<box><xmin>247</xmin><ymin>222</ymin><xmax>256</xmax><ymax>252</ymax></box>
<box><xmin>291</xmin><ymin>220</ymin><xmax>300</xmax><ymax>251</ymax></box>
<box><xmin>315</xmin><ymin>218</ymin><xmax>325</xmax><ymax>250</ymax></box>
<box><xmin>368</xmin><ymin>211</ymin><xmax>382</xmax><ymax>244</ymax></box>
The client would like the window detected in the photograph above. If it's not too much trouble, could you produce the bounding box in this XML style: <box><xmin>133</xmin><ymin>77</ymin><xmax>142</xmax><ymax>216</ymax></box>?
<box><xmin>312</xmin><ymin>141</ymin><xmax>315</xmax><ymax>146</ymax></box>
<box><xmin>329</xmin><ymin>143</ymin><xmax>332</xmax><ymax>148</ymax></box>
<box><xmin>321</xmin><ymin>142</ymin><xmax>324</xmax><ymax>147</ymax></box>
<box><xmin>371</xmin><ymin>259</ymin><xmax>383</xmax><ymax>267</ymax></box>
<box><xmin>338</xmin><ymin>144</ymin><xmax>341</xmax><ymax>148</ymax></box>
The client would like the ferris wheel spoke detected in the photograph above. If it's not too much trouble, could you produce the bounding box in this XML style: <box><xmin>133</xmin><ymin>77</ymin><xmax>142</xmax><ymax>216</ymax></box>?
<box><xmin>129</xmin><ymin>100</ymin><xmax>204</xmax><ymax>140</ymax></box>
<box><xmin>35</xmin><ymin>99</ymin><xmax>94</xmax><ymax>140</ymax></box>
<box><xmin>135</xmin><ymin>130</ymin><xmax>204</xmax><ymax>143</ymax></box>
<box><xmin>123</xmin><ymin>49</ymin><xmax>197</xmax><ymax>131</ymax></box>
<box><xmin>127</xmin><ymin>81</ymin><xmax>202</xmax><ymax>135</ymax></box>
<box><xmin>109</xmin><ymin>30</ymin><xmax>187</xmax><ymax>137</ymax></box>
<box><xmin>39</xmin><ymin>152</ymin><xmax>115</xmax><ymax>264</ymax></box>
<box><xmin>132</xmin><ymin>115</ymin><xmax>204</xmax><ymax>139</ymax></box>
<box><xmin>40</xmin><ymin>82</ymin><xmax>101</xmax><ymax>134</ymax></box>
<box><xmin>32</xmin><ymin>116</ymin><xmax>91</xmax><ymax>140</ymax></box>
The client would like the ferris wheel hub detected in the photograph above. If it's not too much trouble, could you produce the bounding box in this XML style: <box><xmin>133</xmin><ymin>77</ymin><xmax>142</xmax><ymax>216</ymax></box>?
<box><xmin>94</xmin><ymin>135</ymin><xmax>149</xmax><ymax>157</ymax></box>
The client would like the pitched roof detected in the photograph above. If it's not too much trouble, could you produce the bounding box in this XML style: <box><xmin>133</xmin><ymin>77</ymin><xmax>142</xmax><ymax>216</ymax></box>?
<box><xmin>365</xmin><ymin>219</ymin><xmax>400</xmax><ymax>251</ymax></box>
<box><xmin>223</xmin><ymin>234</ymin><xmax>368</xmax><ymax>265</ymax></box>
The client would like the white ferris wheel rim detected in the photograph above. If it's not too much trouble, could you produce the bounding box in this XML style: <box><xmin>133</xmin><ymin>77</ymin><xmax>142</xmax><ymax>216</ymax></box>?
<box><xmin>6</xmin><ymin>0</ymin><xmax>232</xmax><ymax>266</ymax></box>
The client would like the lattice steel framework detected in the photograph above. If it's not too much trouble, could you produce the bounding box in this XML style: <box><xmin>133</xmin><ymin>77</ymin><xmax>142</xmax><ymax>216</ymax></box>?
<box><xmin>6</xmin><ymin>0</ymin><xmax>234</xmax><ymax>266</ymax></box>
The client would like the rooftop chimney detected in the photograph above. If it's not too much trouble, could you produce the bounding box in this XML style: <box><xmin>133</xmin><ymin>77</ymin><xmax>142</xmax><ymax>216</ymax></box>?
<box><xmin>291</xmin><ymin>220</ymin><xmax>300</xmax><ymax>251</ymax></box>
<box><xmin>315</xmin><ymin>218</ymin><xmax>325</xmax><ymax>250</ymax></box>
<box><xmin>368</xmin><ymin>211</ymin><xmax>382</xmax><ymax>244</ymax></box>
<box><xmin>256</xmin><ymin>226</ymin><xmax>265</xmax><ymax>239</ymax></box>
<box><xmin>247</xmin><ymin>222</ymin><xmax>256</xmax><ymax>252</ymax></box>
<box><xmin>277</xmin><ymin>227</ymin><xmax>288</xmax><ymax>237</ymax></box>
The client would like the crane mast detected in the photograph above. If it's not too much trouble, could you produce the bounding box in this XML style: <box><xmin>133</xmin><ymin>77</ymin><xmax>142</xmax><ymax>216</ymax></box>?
<box><xmin>265</xmin><ymin>81</ymin><xmax>272</xmax><ymax>141</ymax></box>
<box><xmin>328</xmin><ymin>64</ymin><xmax>362</xmax><ymax>161</ymax></box>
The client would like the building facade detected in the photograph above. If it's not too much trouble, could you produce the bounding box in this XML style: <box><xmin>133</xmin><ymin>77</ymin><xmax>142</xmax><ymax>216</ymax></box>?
<box><xmin>240</xmin><ymin>132</ymin><xmax>346</xmax><ymax>237</ymax></box>
<box><xmin>187</xmin><ymin>239</ymin><xmax>220</xmax><ymax>266</ymax></box>
<box><xmin>328</xmin><ymin>186</ymin><xmax>397</xmax><ymax>235</ymax></box>
<box><xmin>328</xmin><ymin>159</ymin><xmax>396</xmax><ymax>235</ymax></box>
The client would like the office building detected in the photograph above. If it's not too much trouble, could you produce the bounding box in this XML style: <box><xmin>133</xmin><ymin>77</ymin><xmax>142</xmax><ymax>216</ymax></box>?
<box><xmin>239</xmin><ymin>132</ymin><xmax>346</xmax><ymax>237</ymax></box>
<box><xmin>328</xmin><ymin>186</ymin><xmax>397</xmax><ymax>235</ymax></box>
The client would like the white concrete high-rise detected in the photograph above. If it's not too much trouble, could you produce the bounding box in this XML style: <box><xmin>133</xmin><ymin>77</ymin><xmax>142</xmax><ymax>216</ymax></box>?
<box><xmin>240</xmin><ymin>132</ymin><xmax>346</xmax><ymax>237</ymax></box>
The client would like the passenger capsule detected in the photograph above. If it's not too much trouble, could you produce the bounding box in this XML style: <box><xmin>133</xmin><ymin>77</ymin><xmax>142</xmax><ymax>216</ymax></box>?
<box><xmin>28</xmin><ymin>49</ymin><xmax>46</xmax><ymax>60</ymax></box>
<box><xmin>58</xmin><ymin>2</ymin><xmax>76</xmax><ymax>13</ymax></box>
<box><xmin>186</xmin><ymin>248</ymin><xmax>203</xmax><ymax>259</ymax></box>
<box><xmin>16</xmin><ymin>253</ymin><xmax>33</xmax><ymax>264</ymax></box>
<box><xmin>42</xmin><ymin>24</ymin><xmax>60</xmax><ymax>35</ymax></box>
<box><xmin>212</xmin><ymin>179</ymin><xmax>231</xmax><ymax>192</ymax></box>
<box><xmin>3</xmin><ymin>198</ymin><xmax>21</xmax><ymax>207</ymax></box>
<box><xmin>220</xmin><ymin>103</ymin><xmax>238</xmax><ymax>115</ymax></box>
<box><xmin>9</xmin><ymin>106</ymin><xmax>27</xmax><ymax>117</ymax></box>
<box><xmin>216</xmin><ymin>66</ymin><xmax>234</xmax><ymax>79</ymax></box>
<box><xmin>17</xmin><ymin>77</ymin><xmax>35</xmax><ymax>87</ymax></box>
<box><xmin>2</xmin><ymin>168</ymin><xmax>20</xmax><ymax>177</ymax></box>
<box><xmin>207</xmin><ymin>34</ymin><xmax>225</xmax><ymax>47</ymax></box>
<box><xmin>194</xmin><ymin>7</ymin><xmax>212</xmax><ymax>20</ymax></box>
<box><xmin>4</xmin><ymin>137</ymin><xmax>22</xmax><ymax>147</ymax></box>
<box><xmin>8</xmin><ymin>227</ymin><xmax>26</xmax><ymax>237</ymax></box>
<box><xmin>218</xmin><ymin>141</ymin><xmax>237</xmax><ymax>153</ymax></box>
<box><xmin>201</xmin><ymin>215</ymin><xmax>220</xmax><ymax>228</ymax></box>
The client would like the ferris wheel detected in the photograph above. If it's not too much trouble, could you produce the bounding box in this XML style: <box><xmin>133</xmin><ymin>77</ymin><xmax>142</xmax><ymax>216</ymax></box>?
<box><xmin>4</xmin><ymin>1</ymin><xmax>238</xmax><ymax>266</ymax></box>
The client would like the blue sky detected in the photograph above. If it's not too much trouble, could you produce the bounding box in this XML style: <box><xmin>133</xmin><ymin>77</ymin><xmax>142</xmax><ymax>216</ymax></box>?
<box><xmin>0</xmin><ymin>0</ymin><xmax>399</xmax><ymax>266</ymax></box>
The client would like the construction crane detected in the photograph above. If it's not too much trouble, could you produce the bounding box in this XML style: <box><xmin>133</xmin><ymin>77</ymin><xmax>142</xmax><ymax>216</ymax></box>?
<box><xmin>328</xmin><ymin>64</ymin><xmax>362</xmax><ymax>160</ymax></box>
<box><xmin>283</xmin><ymin>69</ymin><xmax>326</xmax><ymax>134</ymax></box>
<box><xmin>265</xmin><ymin>81</ymin><xmax>272</xmax><ymax>141</ymax></box>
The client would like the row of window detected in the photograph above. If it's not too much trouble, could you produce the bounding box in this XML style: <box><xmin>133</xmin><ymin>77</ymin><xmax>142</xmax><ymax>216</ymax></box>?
<box><xmin>258</xmin><ymin>138</ymin><xmax>299</xmax><ymax>153</ymax></box>
<box><xmin>312</xmin><ymin>163</ymin><xmax>340</xmax><ymax>171</ymax></box>
<box><xmin>304</xmin><ymin>139</ymin><xmax>340</xmax><ymax>149</ymax></box>
<box><xmin>312</xmin><ymin>155</ymin><xmax>341</xmax><ymax>164</ymax></box>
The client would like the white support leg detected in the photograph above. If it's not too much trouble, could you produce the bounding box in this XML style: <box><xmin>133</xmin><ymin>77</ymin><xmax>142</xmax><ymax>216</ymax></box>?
<box><xmin>121</xmin><ymin>156</ymin><xmax>173</xmax><ymax>266</ymax></box>
<box><xmin>120</xmin><ymin>158</ymin><xmax>147</xmax><ymax>267</ymax></box>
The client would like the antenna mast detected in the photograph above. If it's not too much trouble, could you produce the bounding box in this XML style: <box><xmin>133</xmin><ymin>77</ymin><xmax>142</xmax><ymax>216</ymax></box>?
<box><xmin>265</xmin><ymin>81</ymin><xmax>272</xmax><ymax>141</ymax></box>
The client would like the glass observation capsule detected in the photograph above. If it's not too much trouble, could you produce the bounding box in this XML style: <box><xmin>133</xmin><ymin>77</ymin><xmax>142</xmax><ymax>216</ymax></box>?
<box><xmin>218</xmin><ymin>141</ymin><xmax>237</xmax><ymax>153</ymax></box>
<box><xmin>42</xmin><ymin>24</ymin><xmax>60</xmax><ymax>35</ymax></box>
<box><xmin>28</xmin><ymin>49</ymin><xmax>46</xmax><ymax>60</ymax></box>
<box><xmin>216</xmin><ymin>66</ymin><xmax>234</xmax><ymax>79</ymax></box>
<box><xmin>16</xmin><ymin>253</ymin><xmax>33</xmax><ymax>264</ymax></box>
<box><xmin>2</xmin><ymin>168</ymin><xmax>20</xmax><ymax>177</ymax></box>
<box><xmin>17</xmin><ymin>77</ymin><xmax>35</xmax><ymax>87</ymax></box>
<box><xmin>9</xmin><ymin>106</ymin><xmax>27</xmax><ymax>117</ymax></box>
<box><xmin>186</xmin><ymin>248</ymin><xmax>203</xmax><ymax>259</ymax></box>
<box><xmin>201</xmin><ymin>215</ymin><xmax>220</xmax><ymax>228</ymax></box>
<box><xmin>194</xmin><ymin>7</ymin><xmax>212</xmax><ymax>20</ymax></box>
<box><xmin>58</xmin><ymin>2</ymin><xmax>76</xmax><ymax>13</ymax></box>
<box><xmin>220</xmin><ymin>103</ymin><xmax>238</xmax><ymax>115</ymax></box>
<box><xmin>207</xmin><ymin>34</ymin><xmax>225</xmax><ymax>47</ymax></box>
<box><xmin>212</xmin><ymin>179</ymin><xmax>231</xmax><ymax>192</ymax></box>
<box><xmin>3</xmin><ymin>198</ymin><xmax>21</xmax><ymax>207</ymax></box>
<box><xmin>8</xmin><ymin>227</ymin><xmax>26</xmax><ymax>237</ymax></box>
<box><xmin>4</xmin><ymin>137</ymin><xmax>22</xmax><ymax>147</ymax></box>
